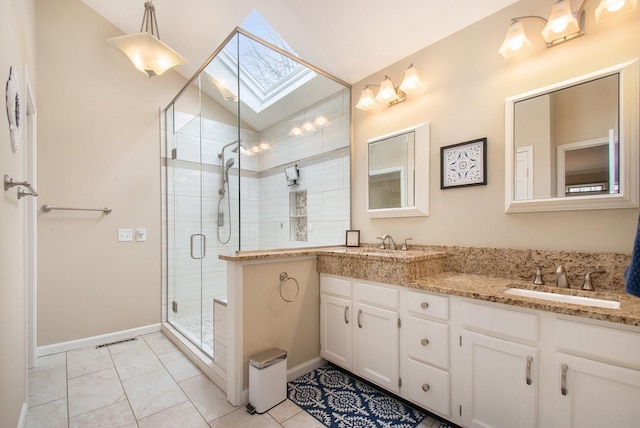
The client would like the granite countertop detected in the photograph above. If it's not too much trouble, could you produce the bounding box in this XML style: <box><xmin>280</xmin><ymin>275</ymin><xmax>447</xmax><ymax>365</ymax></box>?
<box><xmin>218</xmin><ymin>247</ymin><xmax>340</xmax><ymax>262</ymax></box>
<box><xmin>410</xmin><ymin>272</ymin><xmax>640</xmax><ymax>327</ymax></box>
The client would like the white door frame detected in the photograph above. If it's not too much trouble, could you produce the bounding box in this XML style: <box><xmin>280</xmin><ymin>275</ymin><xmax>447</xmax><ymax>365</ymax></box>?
<box><xmin>23</xmin><ymin>65</ymin><xmax>37</xmax><ymax>368</ymax></box>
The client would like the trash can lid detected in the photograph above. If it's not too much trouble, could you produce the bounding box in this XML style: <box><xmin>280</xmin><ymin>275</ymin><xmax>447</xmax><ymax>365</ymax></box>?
<box><xmin>249</xmin><ymin>348</ymin><xmax>287</xmax><ymax>369</ymax></box>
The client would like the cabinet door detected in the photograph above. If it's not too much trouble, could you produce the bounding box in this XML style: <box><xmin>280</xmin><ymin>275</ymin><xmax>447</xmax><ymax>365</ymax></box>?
<box><xmin>556</xmin><ymin>352</ymin><xmax>640</xmax><ymax>427</ymax></box>
<box><xmin>355</xmin><ymin>302</ymin><xmax>399</xmax><ymax>393</ymax></box>
<box><xmin>320</xmin><ymin>294</ymin><xmax>352</xmax><ymax>370</ymax></box>
<box><xmin>461</xmin><ymin>330</ymin><xmax>537</xmax><ymax>428</ymax></box>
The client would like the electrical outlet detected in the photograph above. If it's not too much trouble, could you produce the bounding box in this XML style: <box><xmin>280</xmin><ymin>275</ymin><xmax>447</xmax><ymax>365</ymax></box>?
<box><xmin>118</xmin><ymin>229</ymin><xmax>133</xmax><ymax>242</ymax></box>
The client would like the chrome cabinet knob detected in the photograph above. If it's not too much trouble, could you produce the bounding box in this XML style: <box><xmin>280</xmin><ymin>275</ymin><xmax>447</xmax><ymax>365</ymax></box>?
<box><xmin>421</xmin><ymin>338</ymin><xmax>429</xmax><ymax>346</ymax></box>
<box><xmin>422</xmin><ymin>384</ymin><xmax>430</xmax><ymax>392</ymax></box>
<box><xmin>420</xmin><ymin>302</ymin><xmax>429</xmax><ymax>309</ymax></box>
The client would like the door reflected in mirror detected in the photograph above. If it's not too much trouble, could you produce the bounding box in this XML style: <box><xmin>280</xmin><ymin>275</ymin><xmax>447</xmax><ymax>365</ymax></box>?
<box><xmin>505</xmin><ymin>60</ymin><xmax>638</xmax><ymax>213</ymax></box>
<box><xmin>367</xmin><ymin>123</ymin><xmax>429</xmax><ymax>218</ymax></box>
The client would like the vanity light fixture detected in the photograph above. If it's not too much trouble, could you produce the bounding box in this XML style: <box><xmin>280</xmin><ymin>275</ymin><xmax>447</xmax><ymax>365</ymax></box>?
<box><xmin>107</xmin><ymin>1</ymin><xmax>187</xmax><ymax>77</ymax></box>
<box><xmin>499</xmin><ymin>0</ymin><xmax>637</xmax><ymax>59</ymax></box>
<box><xmin>355</xmin><ymin>64</ymin><xmax>423</xmax><ymax>111</ymax></box>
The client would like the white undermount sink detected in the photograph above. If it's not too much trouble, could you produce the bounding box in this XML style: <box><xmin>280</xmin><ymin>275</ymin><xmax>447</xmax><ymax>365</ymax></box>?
<box><xmin>504</xmin><ymin>287</ymin><xmax>620</xmax><ymax>309</ymax></box>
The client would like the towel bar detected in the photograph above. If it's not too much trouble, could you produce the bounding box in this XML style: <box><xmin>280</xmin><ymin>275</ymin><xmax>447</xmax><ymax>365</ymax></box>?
<box><xmin>41</xmin><ymin>204</ymin><xmax>112</xmax><ymax>214</ymax></box>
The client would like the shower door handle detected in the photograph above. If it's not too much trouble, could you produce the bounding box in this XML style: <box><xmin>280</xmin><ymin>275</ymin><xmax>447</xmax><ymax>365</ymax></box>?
<box><xmin>190</xmin><ymin>234</ymin><xmax>206</xmax><ymax>259</ymax></box>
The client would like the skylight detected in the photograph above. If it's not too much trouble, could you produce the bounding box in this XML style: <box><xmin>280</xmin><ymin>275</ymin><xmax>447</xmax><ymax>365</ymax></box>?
<box><xmin>204</xmin><ymin>10</ymin><xmax>316</xmax><ymax>113</ymax></box>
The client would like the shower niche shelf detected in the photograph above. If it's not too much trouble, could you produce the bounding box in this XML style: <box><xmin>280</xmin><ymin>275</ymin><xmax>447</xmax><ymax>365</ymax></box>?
<box><xmin>290</xmin><ymin>190</ymin><xmax>308</xmax><ymax>242</ymax></box>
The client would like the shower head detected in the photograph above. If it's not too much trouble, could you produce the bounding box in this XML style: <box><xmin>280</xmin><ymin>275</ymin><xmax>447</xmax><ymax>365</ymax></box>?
<box><xmin>226</xmin><ymin>158</ymin><xmax>235</xmax><ymax>168</ymax></box>
<box><xmin>231</xmin><ymin>143</ymin><xmax>248</xmax><ymax>153</ymax></box>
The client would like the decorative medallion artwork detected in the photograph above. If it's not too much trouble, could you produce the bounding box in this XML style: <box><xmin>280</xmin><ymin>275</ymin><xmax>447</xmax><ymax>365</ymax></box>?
<box><xmin>5</xmin><ymin>66</ymin><xmax>21</xmax><ymax>154</ymax></box>
<box><xmin>441</xmin><ymin>138</ymin><xmax>487</xmax><ymax>189</ymax></box>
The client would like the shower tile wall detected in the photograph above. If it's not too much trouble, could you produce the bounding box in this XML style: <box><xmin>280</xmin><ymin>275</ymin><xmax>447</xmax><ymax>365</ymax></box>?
<box><xmin>163</xmin><ymin>89</ymin><xmax>350</xmax><ymax>331</ymax></box>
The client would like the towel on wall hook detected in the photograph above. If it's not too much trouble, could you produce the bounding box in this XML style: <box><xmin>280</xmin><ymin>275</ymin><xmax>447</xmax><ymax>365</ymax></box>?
<box><xmin>625</xmin><ymin>212</ymin><xmax>640</xmax><ymax>297</ymax></box>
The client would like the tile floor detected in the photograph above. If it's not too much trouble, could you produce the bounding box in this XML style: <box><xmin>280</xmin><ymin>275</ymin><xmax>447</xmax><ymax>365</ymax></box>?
<box><xmin>26</xmin><ymin>331</ymin><xmax>445</xmax><ymax>427</ymax></box>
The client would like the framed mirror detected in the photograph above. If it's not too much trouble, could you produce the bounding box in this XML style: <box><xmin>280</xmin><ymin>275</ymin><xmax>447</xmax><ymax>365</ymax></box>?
<box><xmin>367</xmin><ymin>122</ymin><xmax>429</xmax><ymax>218</ymax></box>
<box><xmin>505</xmin><ymin>60</ymin><xmax>639</xmax><ymax>213</ymax></box>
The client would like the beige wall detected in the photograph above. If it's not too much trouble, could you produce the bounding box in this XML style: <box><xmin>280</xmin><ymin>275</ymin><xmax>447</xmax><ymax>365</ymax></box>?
<box><xmin>36</xmin><ymin>0</ymin><xmax>187</xmax><ymax>345</ymax></box>
<box><xmin>242</xmin><ymin>258</ymin><xmax>320</xmax><ymax>388</ymax></box>
<box><xmin>352</xmin><ymin>0</ymin><xmax>640</xmax><ymax>253</ymax></box>
<box><xmin>0</xmin><ymin>0</ymin><xmax>36</xmax><ymax>424</ymax></box>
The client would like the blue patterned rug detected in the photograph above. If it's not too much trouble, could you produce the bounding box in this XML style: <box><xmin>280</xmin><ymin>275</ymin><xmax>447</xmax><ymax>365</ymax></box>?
<box><xmin>288</xmin><ymin>364</ymin><xmax>441</xmax><ymax>428</ymax></box>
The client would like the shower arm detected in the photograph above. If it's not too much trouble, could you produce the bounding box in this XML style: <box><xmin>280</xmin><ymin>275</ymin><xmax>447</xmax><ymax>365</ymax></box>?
<box><xmin>217</xmin><ymin>140</ymin><xmax>240</xmax><ymax>158</ymax></box>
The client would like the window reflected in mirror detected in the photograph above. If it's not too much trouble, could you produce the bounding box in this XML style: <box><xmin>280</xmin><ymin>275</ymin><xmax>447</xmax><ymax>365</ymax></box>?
<box><xmin>368</xmin><ymin>132</ymin><xmax>415</xmax><ymax>210</ymax></box>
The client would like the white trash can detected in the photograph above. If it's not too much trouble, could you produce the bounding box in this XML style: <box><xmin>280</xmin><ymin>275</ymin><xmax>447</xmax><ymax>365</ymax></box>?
<box><xmin>247</xmin><ymin>348</ymin><xmax>287</xmax><ymax>414</ymax></box>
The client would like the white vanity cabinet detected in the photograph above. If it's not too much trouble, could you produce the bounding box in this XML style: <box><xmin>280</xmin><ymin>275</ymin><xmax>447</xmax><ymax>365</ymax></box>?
<box><xmin>459</xmin><ymin>302</ymin><xmax>538</xmax><ymax>428</ymax></box>
<box><xmin>320</xmin><ymin>274</ymin><xmax>400</xmax><ymax>393</ymax></box>
<box><xmin>353</xmin><ymin>280</ymin><xmax>400</xmax><ymax>393</ymax></box>
<box><xmin>555</xmin><ymin>319</ymin><xmax>640</xmax><ymax>427</ymax></box>
<box><xmin>402</xmin><ymin>290</ymin><xmax>451</xmax><ymax>417</ymax></box>
<box><xmin>320</xmin><ymin>274</ymin><xmax>352</xmax><ymax>370</ymax></box>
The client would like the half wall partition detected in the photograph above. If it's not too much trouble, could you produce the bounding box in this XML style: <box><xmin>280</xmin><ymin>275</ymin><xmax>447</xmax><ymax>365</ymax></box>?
<box><xmin>162</xmin><ymin>28</ymin><xmax>351</xmax><ymax>358</ymax></box>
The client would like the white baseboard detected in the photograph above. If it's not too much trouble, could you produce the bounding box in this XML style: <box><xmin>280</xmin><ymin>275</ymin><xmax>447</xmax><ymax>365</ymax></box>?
<box><xmin>287</xmin><ymin>356</ymin><xmax>325</xmax><ymax>382</ymax></box>
<box><xmin>17</xmin><ymin>402</ymin><xmax>27</xmax><ymax>428</ymax></box>
<box><xmin>37</xmin><ymin>323</ymin><xmax>162</xmax><ymax>357</ymax></box>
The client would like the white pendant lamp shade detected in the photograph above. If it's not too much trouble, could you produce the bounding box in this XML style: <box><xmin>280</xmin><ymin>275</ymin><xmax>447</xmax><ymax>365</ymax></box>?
<box><xmin>375</xmin><ymin>77</ymin><xmax>399</xmax><ymax>104</ymax></box>
<box><xmin>108</xmin><ymin>32</ymin><xmax>187</xmax><ymax>77</ymax></box>
<box><xmin>499</xmin><ymin>20</ymin><xmax>533</xmax><ymax>58</ymax></box>
<box><xmin>356</xmin><ymin>87</ymin><xmax>378</xmax><ymax>111</ymax></box>
<box><xmin>595</xmin><ymin>0</ymin><xmax>637</xmax><ymax>22</ymax></box>
<box><xmin>399</xmin><ymin>64</ymin><xmax>424</xmax><ymax>94</ymax></box>
<box><xmin>542</xmin><ymin>0</ymin><xmax>581</xmax><ymax>43</ymax></box>
<box><xmin>107</xmin><ymin>2</ymin><xmax>187</xmax><ymax>77</ymax></box>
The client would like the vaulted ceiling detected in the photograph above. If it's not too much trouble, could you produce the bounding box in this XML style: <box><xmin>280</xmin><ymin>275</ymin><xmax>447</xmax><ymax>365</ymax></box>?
<box><xmin>81</xmin><ymin>0</ymin><xmax>519</xmax><ymax>85</ymax></box>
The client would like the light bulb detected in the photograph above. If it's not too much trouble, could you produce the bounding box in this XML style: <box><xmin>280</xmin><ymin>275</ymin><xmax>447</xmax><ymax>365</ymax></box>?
<box><xmin>608</xmin><ymin>0</ymin><xmax>626</xmax><ymax>11</ymax></box>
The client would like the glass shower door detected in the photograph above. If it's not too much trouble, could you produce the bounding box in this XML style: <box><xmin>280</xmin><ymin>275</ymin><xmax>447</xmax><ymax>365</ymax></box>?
<box><xmin>166</xmin><ymin>77</ymin><xmax>211</xmax><ymax>355</ymax></box>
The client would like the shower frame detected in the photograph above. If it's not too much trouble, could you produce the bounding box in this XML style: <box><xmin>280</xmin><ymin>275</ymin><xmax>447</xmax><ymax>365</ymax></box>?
<box><xmin>161</xmin><ymin>26</ymin><xmax>351</xmax><ymax>384</ymax></box>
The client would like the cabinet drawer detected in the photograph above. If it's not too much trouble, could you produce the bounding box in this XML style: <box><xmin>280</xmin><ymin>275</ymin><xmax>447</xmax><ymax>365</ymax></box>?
<box><xmin>557</xmin><ymin>319</ymin><xmax>640</xmax><ymax>368</ymax></box>
<box><xmin>407</xmin><ymin>290</ymin><xmax>449</xmax><ymax>320</ymax></box>
<box><xmin>321</xmin><ymin>274</ymin><xmax>352</xmax><ymax>298</ymax></box>
<box><xmin>357</xmin><ymin>281</ymin><xmax>398</xmax><ymax>309</ymax></box>
<box><xmin>461</xmin><ymin>301</ymin><xmax>538</xmax><ymax>342</ymax></box>
<box><xmin>407</xmin><ymin>316</ymin><xmax>449</xmax><ymax>369</ymax></box>
<box><xmin>405</xmin><ymin>358</ymin><xmax>450</xmax><ymax>417</ymax></box>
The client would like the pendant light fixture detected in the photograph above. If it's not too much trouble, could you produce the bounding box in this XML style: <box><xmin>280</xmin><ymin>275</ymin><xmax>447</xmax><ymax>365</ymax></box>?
<box><xmin>107</xmin><ymin>1</ymin><xmax>187</xmax><ymax>77</ymax></box>
<box><xmin>499</xmin><ymin>0</ymin><xmax>637</xmax><ymax>59</ymax></box>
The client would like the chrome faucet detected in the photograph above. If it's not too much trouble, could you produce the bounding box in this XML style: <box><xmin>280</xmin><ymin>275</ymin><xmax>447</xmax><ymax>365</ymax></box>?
<box><xmin>376</xmin><ymin>234</ymin><xmax>397</xmax><ymax>250</ymax></box>
<box><xmin>582</xmin><ymin>270</ymin><xmax>605</xmax><ymax>291</ymax></box>
<box><xmin>556</xmin><ymin>264</ymin><xmax>570</xmax><ymax>288</ymax></box>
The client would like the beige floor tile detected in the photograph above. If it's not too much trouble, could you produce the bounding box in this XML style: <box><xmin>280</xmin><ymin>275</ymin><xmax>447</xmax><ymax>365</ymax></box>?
<box><xmin>67</xmin><ymin>346</ymin><xmax>113</xmax><ymax>379</ymax></box>
<box><xmin>28</xmin><ymin>366</ymin><xmax>67</xmax><ymax>408</ymax></box>
<box><xmin>180</xmin><ymin>374</ymin><xmax>236</xmax><ymax>422</ymax></box>
<box><xmin>280</xmin><ymin>409</ymin><xmax>327</xmax><ymax>428</ymax></box>
<box><xmin>268</xmin><ymin>399</ymin><xmax>303</xmax><ymax>423</ymax></box>
<box><xmin>138</xmin><ymin>401</ymin><xmax>210</xmax><ymax>428</ymax></box>
<box><xmin>110</xmin><ymin>343</ymin><xmax>163</xmax><ymax>380</ymax></box>
<box><xmin>69</xmin><ymin>400</ymin><xmax>137</xmax><ymax>428</ymax></box>
<box><xmin>158</xmin><ymin>349</ymin><xmax>202</xmax><ymax>382</ymax></box>
<box><xmin>143</xmin><ymin>331</ymin><xmax>179</xmax><ymax>355</ymax></box>
<box><xmin>30</xmin><ymin>353</ymin><xmax>66</xmax><ymax>374</ymax></box>
<box><xmin>25</xmin><ymin>398</ymin><xmax>67</xmax><ymax>428</ymax></box>
<box><xmin>122</xmin><ymin>367</ymin><xmax>188</xmax><ymax>419</ymax></box>
<box><xmin>208</xmin><ymin>406</ymin><xmax>282</xmax><ymax>428</ymax></box>
<box><xmin>67</xmin><ymin>368</ymin><xmax>126</xmax><ymax>418</ymax></box>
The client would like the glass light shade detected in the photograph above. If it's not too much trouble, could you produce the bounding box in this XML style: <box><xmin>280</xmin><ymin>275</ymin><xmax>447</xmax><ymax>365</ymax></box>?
<box><xmin>541</xmin><ymin>0</ymin><xmax>581</xmax><ymax>44</ymax></box>
<box><xmin>314</xmin><ymin>116</ymin><xmax>329</xmax><ymax>127</ymax></box>
<box><xmin>375</xmin><ymin>77</ymin><xmax>399</xmax><ymax>104</ymax></box>
<box><xmin>499</xmin><ymin>20</ymin><xmax>533</xmax><ymax>58</ymax></box>
<box><xmin>108</xmin><ymin>32</ymin><xmax>187</xmax><ymax>77</ymax></box>
<box><xmin>399</xmin><ymin>65</ymin><xmax>424</xmax><ymax>94</ymax></box>
<box><xmin>595</xmin><ymin>0</ymin><xmax>637</xmax><ymax>22</ymax></box>
<box><xmin>355</xmin><ymin>87</ymin><xmax>378</xmax><ymax>111</ymax></box>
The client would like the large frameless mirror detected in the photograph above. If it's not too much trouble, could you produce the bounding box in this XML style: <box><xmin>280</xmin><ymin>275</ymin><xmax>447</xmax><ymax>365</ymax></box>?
<box><xmin>367</xmin><ymin>123</ymin><xmax>429</xmax><ymax>218</ymax></box>
<box><xmin>505</xmin><ymin>60</ymin><xmax>639</xmax><ymax>213</ymax></box>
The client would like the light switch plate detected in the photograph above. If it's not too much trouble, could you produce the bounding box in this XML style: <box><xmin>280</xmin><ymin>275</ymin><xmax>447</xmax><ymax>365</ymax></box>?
<box><xmin>136</xmin><ymin>227</ymin><xmax>147</xmax><ymax>242</ymax></box>
<box><xmin>118</xmin><ymin>229</ymin><xmax>133</xmax><ymax>242</ymax></box>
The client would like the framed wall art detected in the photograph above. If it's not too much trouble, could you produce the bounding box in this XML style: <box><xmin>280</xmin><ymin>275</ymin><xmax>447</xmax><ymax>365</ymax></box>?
<box><xmin>440</xmin><ymin>137</ymin><xmax>487</xmax><ymax>189</ymax></box>
<box><xmin>345</xmin><ymin>230</ymin><xmax>360</xmax><ymax>247</ymax></box>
